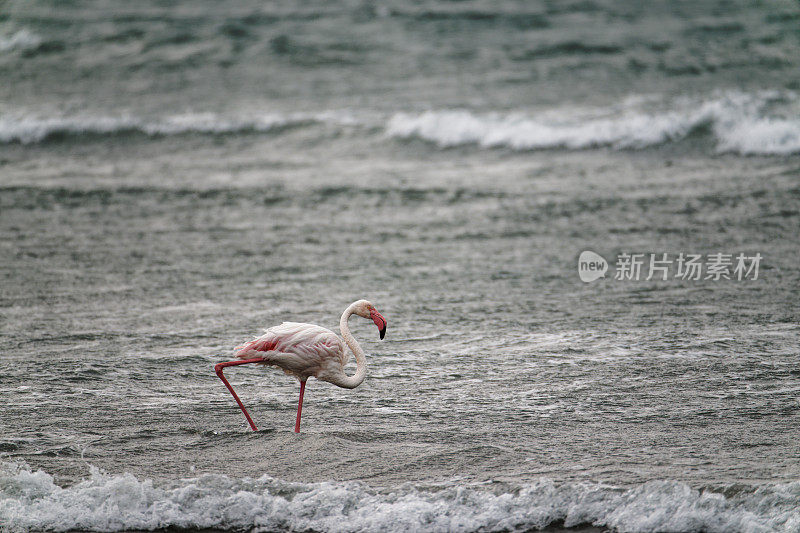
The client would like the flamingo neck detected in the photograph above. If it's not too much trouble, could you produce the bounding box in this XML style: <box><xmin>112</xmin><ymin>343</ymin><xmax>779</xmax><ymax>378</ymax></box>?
<box><xmin>331</xmin><ymin>301</ymin><xmax>367</xmax><ymax>389</ymax></box>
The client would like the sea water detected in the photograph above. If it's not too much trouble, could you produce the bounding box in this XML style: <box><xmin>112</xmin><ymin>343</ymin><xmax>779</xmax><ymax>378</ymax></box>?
<box><xmin>1</xmin><ymin>1</ymin><xmax>799</xmax><ymax>531</ymax></box>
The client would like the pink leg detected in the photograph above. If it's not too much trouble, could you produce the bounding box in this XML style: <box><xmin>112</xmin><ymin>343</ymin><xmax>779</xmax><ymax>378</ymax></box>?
<box><xmin>294</xmin><ymin>380</ymin><xmax>307</xmax><ymax>433</ymax></box>
<box><xmin>214</xmin><ymin>359</ymin><xmax>264</xmax><ymax>431</ymax></box>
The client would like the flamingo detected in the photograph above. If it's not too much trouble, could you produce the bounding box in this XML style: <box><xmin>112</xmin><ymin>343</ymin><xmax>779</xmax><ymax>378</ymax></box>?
<box><xmin>214</xmin><ymin>300</ymin><xmax>387</xmax><ymax>433</ymax></box>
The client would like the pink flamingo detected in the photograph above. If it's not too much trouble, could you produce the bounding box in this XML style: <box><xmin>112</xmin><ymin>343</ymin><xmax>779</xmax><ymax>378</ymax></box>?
<box><xmin>215</xmin><ymin>300</ymin><xmax>387</xmax><ymax>433</ymax></box>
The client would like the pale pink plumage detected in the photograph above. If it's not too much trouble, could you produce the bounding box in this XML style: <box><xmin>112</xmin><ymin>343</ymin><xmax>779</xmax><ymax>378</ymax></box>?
<box><xmin>214</xmin><ymin>299</ymin><xmax>387</xmax><ymax>433</ymax></box>
<box><xmin>233</xmin><ymin>322</ymin><xmax>349</xmax><ymax>384</ymax></box>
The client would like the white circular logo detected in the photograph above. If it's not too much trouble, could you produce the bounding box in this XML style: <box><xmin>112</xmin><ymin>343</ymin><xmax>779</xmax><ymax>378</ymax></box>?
<box><xmin>578</xmin><ymin>251</ymin><xmax>608</xmax><ymax>282</ymax></box>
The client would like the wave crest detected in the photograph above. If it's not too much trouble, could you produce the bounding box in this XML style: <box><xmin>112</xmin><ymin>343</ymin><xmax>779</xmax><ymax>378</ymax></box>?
<box><xmin>1</xmin><ymin>462</ymin><xmax>799</xmax><ymax>532</ymax></box>
<box><xmin>0</xmin><ymin>28</ymin><xmax>42</xmax><ymax>53</ymax></box>
<box><xmin>387</xmin><ymin>92</ymin><xmax>800</xmax><ymax>155</ymax></box>
<box><xmin>2</xmin><ymin>92</ymin><xmax>798</xmax><ymax>155</ymax></box>
<box><xmin>0</xmin><ymin>111</ymin><xmax>354</xmax><ymax>144</ymax></box>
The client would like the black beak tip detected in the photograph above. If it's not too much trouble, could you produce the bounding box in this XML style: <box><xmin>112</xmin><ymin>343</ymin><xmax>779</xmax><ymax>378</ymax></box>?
<box><xmin>379</xmin><ymin>327</ymin><xmax>386</xmax><ymax>340</ymax></box>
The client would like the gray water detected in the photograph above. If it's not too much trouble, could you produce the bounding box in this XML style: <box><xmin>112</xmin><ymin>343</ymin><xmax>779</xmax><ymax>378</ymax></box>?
<box><xmin>1</xmin><ymin>1</ymin><xmax>800</xmax><ymax>532</ymax></box>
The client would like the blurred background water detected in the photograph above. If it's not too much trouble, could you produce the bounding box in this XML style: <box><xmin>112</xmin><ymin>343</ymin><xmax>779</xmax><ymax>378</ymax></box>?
<box><xmin>1</xmin><ymin>1</ymin><xmax>799</xmax><ymax>531</ymax></box>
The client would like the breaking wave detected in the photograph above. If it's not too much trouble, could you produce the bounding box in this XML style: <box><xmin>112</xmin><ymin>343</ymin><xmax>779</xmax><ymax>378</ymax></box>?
<box><xmin>0</xmin><ymin>28</ymin><xmax>42</xmax><ymax>53</ymax></box>
<box><xmin>0</xmin><ymin>111</ymin><xmax>356</xmax><ymax>144</ymax></box>
<box><xmin>2</xmin><ymin>92</ymin><xmax>799</xmax><ymax>155</ymax></box>
<box><xmin>1</xmin><ymin>462</ymin><xmax>799</xmax><ymax>533</ymax></box>
<box><xmin>387</xmin><ymin>92</ymin><xmax>800</xmax><ymax>155</ymax></box>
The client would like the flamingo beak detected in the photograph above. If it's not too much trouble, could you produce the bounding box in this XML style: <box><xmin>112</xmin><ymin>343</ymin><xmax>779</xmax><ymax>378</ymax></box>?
<box><xmin>370</xmin><ymin>309</ymin><xmax>387</xmax><ymax>340</ymax></box>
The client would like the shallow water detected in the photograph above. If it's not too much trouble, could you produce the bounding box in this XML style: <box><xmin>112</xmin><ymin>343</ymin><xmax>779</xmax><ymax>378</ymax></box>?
<box><xmin>1</xmin><ymin>1</ymin><xmax>800</xmax><ymax>532</ymax></box>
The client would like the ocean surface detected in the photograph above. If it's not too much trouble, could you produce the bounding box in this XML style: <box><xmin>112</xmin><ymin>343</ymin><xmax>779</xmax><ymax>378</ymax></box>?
<box><xmin>1</xmin><ymin>1</ymin><xmax>800</xmax><ymax>531</ymax></box>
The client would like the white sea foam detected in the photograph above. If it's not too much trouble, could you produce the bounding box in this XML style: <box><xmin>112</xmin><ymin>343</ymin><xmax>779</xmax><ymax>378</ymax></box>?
<box><xmin>0</xmin><ymin>28</ymin><xmax>42</xmax><ymax>53</ymax></box>
<box><xmin>1</xmin><ymin>462</ymin><xmax>798</xmax><ymax>532</ymax></box>
<box><xmin>0</xmin><ymin>111</ymin><xmax>348</xmax><ymax>144</ymax></box>
<box><xmin>386</xmin><ymin>92</ymin><xmax>800</xmax><ymax>156</ymax></box>
<box><xmin>1</xmin><ymin>92</ymin><xmax>798</xmax><ymax>155</ymax></box>
<box><xmin>716</xmin><ymin>117</ymin><xmax>800</xmax><ymax>155</ymax></box>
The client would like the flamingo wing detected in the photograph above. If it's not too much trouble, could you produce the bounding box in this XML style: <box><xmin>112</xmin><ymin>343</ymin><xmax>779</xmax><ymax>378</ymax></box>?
<box><xmin>233</xmin><ymin>322</ymin><xmax>346</xmax><ymax>381</ymax></box>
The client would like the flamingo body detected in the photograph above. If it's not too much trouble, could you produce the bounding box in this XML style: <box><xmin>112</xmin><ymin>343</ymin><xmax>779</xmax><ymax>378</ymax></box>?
<box><xmin>233</xmin><ymin>322</ymin><xmax>348</xmax><ymax>384</ymax></box>
<box><xmin>214</xmin><ymin>300</ymin><xmax>387</xmax><ymax>433</ymax></box>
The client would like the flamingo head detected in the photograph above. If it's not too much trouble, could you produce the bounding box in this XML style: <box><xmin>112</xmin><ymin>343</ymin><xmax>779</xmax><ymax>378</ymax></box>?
<box><xmin>353</xmin><ymin>300</ymin><xmax>387</xmax><ymax>340</ymax></box>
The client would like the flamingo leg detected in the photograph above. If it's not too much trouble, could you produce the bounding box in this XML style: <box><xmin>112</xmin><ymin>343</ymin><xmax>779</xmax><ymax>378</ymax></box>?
<box><xmin>214</xmin><ymin>358</ymin><xmax>264</xmax><ymax>431</ymax></box>
<box><xmin>294</xmin><ymin>380</ymin><xmax>307</xmax><ymax>434</ymax></box>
